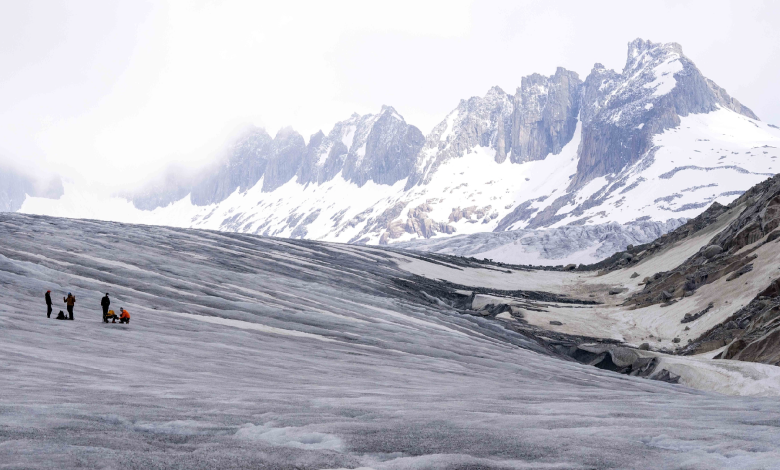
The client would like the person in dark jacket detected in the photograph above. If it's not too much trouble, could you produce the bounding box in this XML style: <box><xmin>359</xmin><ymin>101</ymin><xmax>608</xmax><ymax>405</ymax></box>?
<box><xmin>101</xmin><ymin>293</ymin><xmax>110</xmax><ymax>323</ymax></box>
<box><xmin>45</xmin><ymin>290</ymin><xmax>53</xmax><ymax>318</ymax></box>
<box><xmin>63</xmin><ymin>293</ymin><xmax>76</xmax><ymax>321</ymax></box>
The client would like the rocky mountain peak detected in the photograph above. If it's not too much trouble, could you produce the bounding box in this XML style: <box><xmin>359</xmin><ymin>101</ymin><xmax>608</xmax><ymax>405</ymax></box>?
<box><xmin>510</xmin><ymin>67</ymin><xmax>581</xmax><ymax>164</ymax></box>
<box><xmin>625</xmin><ymin>38</ymin><xmax>683</xmax><ymax>72</ymax></box>
<box><xmin>115</xmin><ymin>38</ymin><xmax>779</xmax><ymax>248</ymax></box>
<box><xmin>570</xmin><ymin>38</ymin><xmax>759</xmax><ymax>189</ymax></box>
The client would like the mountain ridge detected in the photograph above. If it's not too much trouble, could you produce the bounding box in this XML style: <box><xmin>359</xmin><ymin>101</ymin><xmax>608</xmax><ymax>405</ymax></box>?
<box><xmin>20</xmin><ymin>39</ymin><xmax>780</xmax><ymax>261</ymax></box>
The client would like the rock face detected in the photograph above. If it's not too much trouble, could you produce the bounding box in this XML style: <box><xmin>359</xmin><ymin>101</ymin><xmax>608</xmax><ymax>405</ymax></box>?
<box><xmin>510</xmin><ymin>68</ymin><xmax>581</xmax><ymax>164</ymax></box>
<box><xmin>413</xmin><ymin>86</ymin><xmax>514</xmax><ymax>183</ymax></box>
<box><xmin>30</xmin><ymin>38</ymin><xmax>775</xmax><ymax>248</ymax></box>
<box><xmin>133</xmin><ymin>106</ymin><xmax>425</xmax><ymax>208</ymax></box>
<box><xmin>625</xmin><ymin>175</ymin><xmax>780</xmax><ymax>309</ymax></box>
<box><xmin>572</xmin><ymin>39</ymin><xmax>758</xmax><ymax>189</ymax></box>
<box><xmin>342</xmin><ymin>106</ymin><xmax>426</xmax><ymax>187</ymax></box>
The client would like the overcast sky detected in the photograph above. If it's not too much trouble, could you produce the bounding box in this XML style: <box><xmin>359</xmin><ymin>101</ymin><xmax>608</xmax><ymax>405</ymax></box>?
<box><xmin>2</xmin><ymin>0</ymin><xmax>779</xmax><ymax>191</ymax></box>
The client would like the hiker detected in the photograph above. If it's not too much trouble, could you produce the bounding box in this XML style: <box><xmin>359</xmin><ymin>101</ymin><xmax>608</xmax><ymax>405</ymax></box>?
<box><xmin>55</xmin><ymin>310</ymin><xmax>67</xmax><ymax>320</ymax></box>
<box><xmin>101</xmin><ymin>293</ymin><xmax>111</xmax><ymax>322</ymax></box>
<box><xmin>105</xmin><ymin>309</ymin><xmax>119</xmax><ymax>323</ymax></box>
<box><xmin>63</xmin><ymin>293</ymin><xmax>76</xmax><ymax>320</ymax></box>
<box><xmin>45</xmin><ymin>290</ymin><xmax>52</xmax><ymax>318</ymax></box>
<box><xmin>119</xmin><ymin>308</ymin><xmax>130</xmax><ymax>324</ymax></box>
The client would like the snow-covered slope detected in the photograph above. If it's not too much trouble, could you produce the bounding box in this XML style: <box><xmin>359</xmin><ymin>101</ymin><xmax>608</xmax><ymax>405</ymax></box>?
<box><xmin>20</xmin><ymin>39</ymin><xmax>780</xmax><ymax>256</ymax></box>
<box><xmin>4</xmin><ymin>212</ymin><xmax>780</xmax><ymax>468</ymax></box>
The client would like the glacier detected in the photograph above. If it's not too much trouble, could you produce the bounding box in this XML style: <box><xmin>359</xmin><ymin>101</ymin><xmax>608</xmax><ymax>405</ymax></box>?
<box><xmin>3</xmin><ymin>213</ymin><xmax>780</xmax><ymax>468</ymax></box>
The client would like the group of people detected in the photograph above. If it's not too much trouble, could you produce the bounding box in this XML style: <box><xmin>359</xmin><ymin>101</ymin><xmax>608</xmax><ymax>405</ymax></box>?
<box><xmin>100</xmin><ymin>293</ymin><xmax>130</xmax><ymax>324</ymax></box>
<box><xmin>44</xmin><ymin>291</ymin><xmax>130</xmax><ymax>324</ymax></box>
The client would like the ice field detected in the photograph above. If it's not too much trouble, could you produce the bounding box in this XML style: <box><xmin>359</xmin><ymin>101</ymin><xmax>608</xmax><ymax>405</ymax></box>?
<box><xmin>2</xmin><ymin>213</ymin><xmax>780</xmax><ymax>469</ymax></box>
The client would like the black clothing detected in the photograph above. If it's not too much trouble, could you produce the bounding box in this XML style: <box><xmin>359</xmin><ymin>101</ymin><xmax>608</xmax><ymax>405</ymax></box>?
<box><xmin>45</xmin><ymin>292</ymin><xmax>52</xmax><ymax>305</ymax></box>
<box><xmin>67</xmin><ymin>305</ymin><xmax>74</xmax><ymax>321</ymax></box>
<box><xmin>101</xmin><ymin>295</ymin><xmax>110</xmax><ymax>322</ymax></box>
<box><xmin>56</xmin><ymin>311</ymin><xmax>67</xmax><ymax>320</ymax></box>
<box><xmin>45</xmin><ymin>292</ymin><xmax>52</xmax><ymax>318</ymax></box>
<box><xmin>119</xmin><ymin>317</ymin><xmax>129</xmax><ymax>324</ymax></box>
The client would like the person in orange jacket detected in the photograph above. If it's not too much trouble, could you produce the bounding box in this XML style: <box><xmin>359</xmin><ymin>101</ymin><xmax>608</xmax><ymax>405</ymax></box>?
<box><xmin>63</xmin><ymin>293</ymin><xmax>76</xmax><ymax>320</ymax></box>
<box><xmin>119</xmin><ymin>308</ymin><xmax>130</xmax><ymax>324</ymax></box>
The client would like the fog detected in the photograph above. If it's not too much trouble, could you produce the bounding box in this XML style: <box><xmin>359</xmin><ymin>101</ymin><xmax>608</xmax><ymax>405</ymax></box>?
<box><xmin>2</xmin><ymin>0</ymin><xmax>778</xmax><ymax>193</ymax></box>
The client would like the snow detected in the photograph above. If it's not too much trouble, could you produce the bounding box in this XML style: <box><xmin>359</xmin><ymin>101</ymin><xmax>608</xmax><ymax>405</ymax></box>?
<box><xmin>317</xmin><ymin>142</ymin><xmax>333</xmax><ymax>166</ymax></box>
<box><xmin>341</xmin><ymin>124</ymin><xmax>356</xmax><ymax>149</ymax></box>
<box><xmin>644</xmin><ymin>55</ymin><xmax>684</xmax><ymax>96</ymax></box>
<box><xmin>438</xmin><ymin>110</ymin><xmax>458</xmax><ymax>143</ymax></box>
<box><xmin>547</xmin><ymin>108</ymin><xmax>780</xmax><ymax>228</ymax></box>
<box><xmin>395</xmin><ymin>200</ymin><xmax>780</xmax><ymax>361</ymax></box>
<box><xmin>4</xmin><ymin>213</ymin><xmax>780</xmax><ymax>467</ymax></box>
<box><xmin>17</xmin><ymin>106</ymin><xmax>780</xmax><ymax>249</ymax></box>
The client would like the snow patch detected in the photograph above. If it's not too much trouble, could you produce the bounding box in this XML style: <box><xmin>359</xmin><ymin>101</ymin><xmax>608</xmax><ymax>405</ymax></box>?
<box><xmin>236</xmin><ymin>423</ymin><xmax>343</xmax><ymax>450</ymax></box>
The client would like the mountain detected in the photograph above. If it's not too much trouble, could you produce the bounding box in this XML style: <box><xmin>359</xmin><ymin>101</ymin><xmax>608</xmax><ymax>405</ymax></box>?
<box><xmin>0</xmin><ymin>166</ymin><xmax>63</xmax><ymax>212</ymax></box>
<box><xmin>20</xmin><ymin>39</ymin><xmax>780</xmax><ymax>258</ymax></box>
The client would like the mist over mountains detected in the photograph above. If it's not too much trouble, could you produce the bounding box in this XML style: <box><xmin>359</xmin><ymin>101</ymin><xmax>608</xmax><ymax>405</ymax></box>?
<box><xmin>15</xmin><ymin>39</ymin><xmax>780</xmax><ymax>264</ymax></box>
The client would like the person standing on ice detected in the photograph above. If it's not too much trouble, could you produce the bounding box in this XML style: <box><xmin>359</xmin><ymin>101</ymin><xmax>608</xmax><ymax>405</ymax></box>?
<box><xmin>100</xmin><ymin>293</ymin><xmax>110</xmax><ymax>322</ymax></box>
<box><xmin>63</xmin><ymin>293</ymin><xmax>76</xmax><ymax>320</ymax></box>
<box><xmin>45</xmin><ymin>290</ymin><xmax>52</xmax><ymax>318</ymax></box>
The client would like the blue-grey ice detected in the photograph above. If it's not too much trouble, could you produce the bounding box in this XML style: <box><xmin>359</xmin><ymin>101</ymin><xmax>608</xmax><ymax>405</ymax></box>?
<box><xmin>1</xmin><ymin>213</ymin><xmax>780</xmax><ymax>469</ymax></box>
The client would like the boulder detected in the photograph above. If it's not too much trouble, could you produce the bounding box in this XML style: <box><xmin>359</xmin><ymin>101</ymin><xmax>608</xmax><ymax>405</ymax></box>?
<box><xmin>702</xmin><ymin>244</ymin><xmax>723</xmax><ymax>259</ymax></box>
<box><xmin>638</xmin><ymin>343</ymin><xmax>650</xmax><ymax>350</ymax></box>
<box><xmin>549</xmin><ymin>320</ymin><xmax>563</xmax><ymax>326</ymax></box>
<box><xmin>630</xmin><ymin>272</ymin><xmax>640</xmax><ymax>279</ymax></box>
<box><xmin>495</xmin><ymin>312</ymin><xmax>514</xmax><ymax>321</ymax></box>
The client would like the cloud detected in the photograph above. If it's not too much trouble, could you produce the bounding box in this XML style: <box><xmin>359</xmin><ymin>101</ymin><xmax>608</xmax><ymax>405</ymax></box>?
<box><xmin>0</xmin><ymin>0</ymin><xmax>778</xmax><ymax>194</ymax></box>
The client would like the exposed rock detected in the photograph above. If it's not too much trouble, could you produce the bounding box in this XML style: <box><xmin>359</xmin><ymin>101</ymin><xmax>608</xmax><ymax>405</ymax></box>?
<box><xmin>726</xmin><ymin>263</ymin><xmax>754</xmax><ymax>281</ymax></box>
<box><xmin>549</xmin><ymin>320</ymin><xmax>563</xmax><ymax>326</ymax></box>
<box><xmin>681</xmin><ymin>303</ymin><xmax>714</xmax><ymax>324</ymax></box>
<box><xmin>510</xmin><ymin>68</ymin><xmax>581</xmax><ymax>164</ymax></box>
<box><xmin>630</xmin><ymin>272</ymin><xmax>640</xmax><ymax>279</ymax></box>
<box><xmin>702</xmin><ymin>244</ymin><xmax>723</xmax><ymax>259</ymax></box>
<box><xmin>572</xmin><ymin>39</ymin><xmax>757</xmax><ymax>190</ymax></box>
